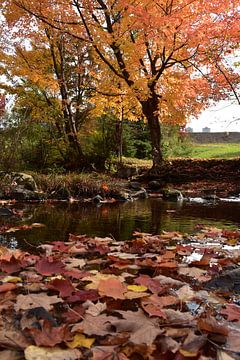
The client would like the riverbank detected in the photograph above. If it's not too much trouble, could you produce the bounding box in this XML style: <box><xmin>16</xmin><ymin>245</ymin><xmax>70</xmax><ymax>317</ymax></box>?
<box><xmin>0</xmin><ymin>158</ymin><xmax>239</xmax><ymax>202</ymax></box>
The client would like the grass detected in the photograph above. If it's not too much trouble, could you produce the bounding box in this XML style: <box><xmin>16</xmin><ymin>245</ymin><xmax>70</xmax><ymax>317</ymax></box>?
<box><xmin>187</xmin><ymin>143</ymin><xmax>240</xmax><ymax>159</ymax></box>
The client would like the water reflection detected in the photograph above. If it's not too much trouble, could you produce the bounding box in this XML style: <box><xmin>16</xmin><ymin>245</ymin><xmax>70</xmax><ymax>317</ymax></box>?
<box><xmin>0</xmin><ymin>198</ymin><xmax>239</xmax><ymax>248</ymax></box>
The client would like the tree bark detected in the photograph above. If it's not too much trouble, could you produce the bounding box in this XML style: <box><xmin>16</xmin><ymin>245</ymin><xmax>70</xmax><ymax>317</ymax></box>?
<box><xmin>141</xmin><ymin>94</ymin><xmax>163</xmax><ymax>171</ymax></box>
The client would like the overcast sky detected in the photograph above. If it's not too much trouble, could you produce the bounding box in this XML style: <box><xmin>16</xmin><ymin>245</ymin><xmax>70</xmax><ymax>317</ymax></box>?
<box><xmin>188</xmin><ymin>100</ymin><xmax>240</xmax><ymax>132</ymax></box>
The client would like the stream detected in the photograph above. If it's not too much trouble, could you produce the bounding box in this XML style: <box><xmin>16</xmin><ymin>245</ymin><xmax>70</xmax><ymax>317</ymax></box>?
<box><xmin>0</xmin><ymin>198</ymin><xmax>240</xmax><ymax>250</ymax></box>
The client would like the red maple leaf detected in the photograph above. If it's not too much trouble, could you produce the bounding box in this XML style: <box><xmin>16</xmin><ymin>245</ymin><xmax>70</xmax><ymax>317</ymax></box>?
<box><xmin>35</xmin><ymin>257</ymin><xmax>65</xmax><ymax>276</ymax></box>
<box><xmin>46</xmin><ymin>278</ymin><xmax>76</xmax><ymax>298</ymax></box>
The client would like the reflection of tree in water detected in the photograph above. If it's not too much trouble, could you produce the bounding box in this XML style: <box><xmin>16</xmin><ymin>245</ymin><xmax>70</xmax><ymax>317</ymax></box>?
<box><xmin>1</xmin><ymin>199</ymin><xmax>239</xmax><ymax>250</ymax></box>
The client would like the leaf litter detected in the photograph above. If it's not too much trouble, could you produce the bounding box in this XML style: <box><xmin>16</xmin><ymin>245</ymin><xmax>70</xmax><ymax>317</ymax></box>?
<box><xmin>0</xmin><ymin>227</ymin><xmax>240</xmax><ymax>359</ymax></box>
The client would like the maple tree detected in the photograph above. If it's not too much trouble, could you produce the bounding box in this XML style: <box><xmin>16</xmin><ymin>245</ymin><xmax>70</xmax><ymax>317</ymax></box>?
<box><xmin>0</xmin><ymin>18</ymin><xmax>95</xmax><ymax>169</ymax></box>
<box><xmin>1</xmin><ymin>0</ymin><xmax>238</xmax><ymax>171</ymax></box>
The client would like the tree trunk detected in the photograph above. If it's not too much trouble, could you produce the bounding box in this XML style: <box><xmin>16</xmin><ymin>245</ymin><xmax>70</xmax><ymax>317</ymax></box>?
<box><xmin>141</xmin><ymin>95</ymin><xmax>163</xmax><ymax>171</ymax></box>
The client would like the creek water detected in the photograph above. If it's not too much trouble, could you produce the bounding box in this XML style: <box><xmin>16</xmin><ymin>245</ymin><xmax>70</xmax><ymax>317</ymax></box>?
<box><xmin>0</xmin><ymin>198</ymin><xmax>239</xmax><ymax>250</ymax></box>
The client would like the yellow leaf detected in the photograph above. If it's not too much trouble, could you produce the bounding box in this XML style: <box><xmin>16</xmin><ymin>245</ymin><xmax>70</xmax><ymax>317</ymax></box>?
<box><xmin>2</xmin><ymin>276</ymin><xmax>22</xmax><ymax>283</ymax></box>
<box><xmin>179</xmin><ymin>349</ymin><xmax>198</xmax><ymax>357</ymax></box>
<box><xmin>127</xmin><ymin>285</ymin><xmax>148</xmax><ymax>292</ymax></box>
<box><xmin>66</xmin><ymin>334</ymin><xmax>95</xmax><ymax>349</ymax></box>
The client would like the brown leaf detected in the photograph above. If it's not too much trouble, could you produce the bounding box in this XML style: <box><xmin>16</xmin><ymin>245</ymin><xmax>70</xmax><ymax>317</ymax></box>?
<box><xmin>14</xmin><ymin>293</ymin><xmax>63</xmax><ymax>312</ymax></box>
<box><xmin>0</xmin><ymin>317</ymin><xmax>31</xmax><ymax>349</ymax></box>
<box><xmin>27</xmin><ymin>320</ymin><xmax>70</xmax><ymax>347</ymax></box>
<box><xmin>164</xmin><ymin>309</ymin><xmax>195</xmax><ymax>324</ymax></box>
<box><xmin>180</xmin><ymin>331</ymin><xmax>207</xmax><ymax>356</ymax></box>
<box><xmin>72</xmin><ymin>313</ymin><xmax>118</xmax><ymax>336</ymax></box>
<box><xmin>198</xmin><ymin>317</ymin><xmax>229</xmax><ymax>336</ymax></box>
<box><xmin>91</xmin><ymin>346</ymin><xmax>129</xmax><ymax>360</ymax></box>
<box><xmin>98</xmin><ymin>278</ymin><xmax>127</xmax><ymax>299</ymax></box>
<box><xmin>0</xmin><ymin>350</ymin><xmax>23</xmax><ymax>360</ymax></box>
<box><xmin>113</xmin><ymin>309</ymin><xmax>163</xmax><ymax>345</ymax></box>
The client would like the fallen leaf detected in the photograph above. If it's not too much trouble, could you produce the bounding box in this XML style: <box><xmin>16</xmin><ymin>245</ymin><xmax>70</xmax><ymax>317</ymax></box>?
<box><xmin>15</xmin><ymin>293</ymin><xmax>63</xmax><ymax>312</ymax></box>
<box><xmin>27</xmin><ymin>320</ymin><xmax>70</xmax><ymax>347</ymax></box>
<box><xmin>0</xmin><ymin>317</ymin><xmax>31</xmax><ymax>349</ymax></box>
<box><xmin>24</xmin><ymin>345</ymin><xmax>81</xmax><ymax>360</ymax></box>
<box><xmin>198</xmin><ymin>317</ymin><xmax>229</xmax><ymax>336</ymax></box>
<box><xmin>179</xmin><ymin>331</ymin><xmax>207</xmax><ymax>357</ymax></box>
<box><xmin>91</xmin><ymin>346</ymin><xmax>129</xmax><ymax>360</ymax></box>
<box><xmin>66</xmin><ymin>333</ymin><xmax>95</xmax><ymax>349</ymax></box>
<box><xmin>220</xmin><ymin>304</ymin><xmax>240</xmax><ymax>321</ymax></box>
<box><xmin>0</xmin><ymin>283</ymin><xmax>17</xmax><ymax>293</ymax></box>
<box><xmin>83</xmin><ymin>272</ymin><xmax>124</xmax><ymax>290</ymax></box>
<box><xmin>46</xmin><ymin>278</ymin><xmax>76</xmax><ymax>297</ymax></box>
<box><xmin>127</xmin><ymin>285</ymin><xmax>148</xmax><ymax>292</ymax></box>
<box><xmin>85</xmin><ymin>301</ymin><xmax>107</xmax><ymax>316</ymax></box>
<box><xmin>35</xmin><ymin>258</ymin><xmax>65</xmax><ymax>276</ymax></box>
<box><xmin>113</xmin><ymin>309</ymin><xmax>163</xmax><ymax>345</ymax></box>
<box><xmin>0</xmin><ymin>256</ymin><xmax>23</xmax><ymax>274</ymax></box>
<box><xmin>98</xmin><ymin>278</ymin><xmax>127</xmax><ymax>299</ymax></box>
<box><xmin>72</xmin><ymin>313</ymin><xmax>117</xmax><ymax>336</ymax></box>
<box><xmin>0</xmin><ymin>350</ymin><xmax>23</xmax><ymax>360</ymax></box>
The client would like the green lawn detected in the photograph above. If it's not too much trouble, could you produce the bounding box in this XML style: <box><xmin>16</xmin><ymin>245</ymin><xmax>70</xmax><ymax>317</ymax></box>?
<box><xmin>188</xmin><ymin>143</ymin><xmax>240</xmax><ymax>159</ymax></box>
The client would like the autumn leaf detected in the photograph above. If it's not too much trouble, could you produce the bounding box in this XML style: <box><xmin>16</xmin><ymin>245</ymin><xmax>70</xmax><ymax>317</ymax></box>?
<box><xmin>98</xmin><ymin>278</ymin><xmax>127</xmax><ymax>299</ymax></box>
<box><xmin>220</xmin><ymin>304</ymin><xmax>240</xmax><ymax>321</ymax></box>
<box><xmin>46</xmin><ymin>278</ymin><xmax>76</xmax><ymax>297</ymax></box>
<box><xmin>127</xmin><ymin>285</ymin><xmax>147</xmax><ymax>292</ymax></box>
<box><xmin>66</xmin><ymin>333</ymin><xmax>95</xmax><ymax>349</ymax></box>
<box><xmin>66</xmin><ymin>289</ymin><xmax>99</xmax><ymax>303</ymax></box>
<box><xmin>112</xmin><ymin>309</ymin><xmax>163</xmax><ymax>345</ymax></box>
<box><xmin>72</xmin><ymin>313</ymin><xmax>118</xmax><ymax>336</ymax></box>
<box><xmin>0</xmin><ymin>283</ymin><xmax>17</xmax><ymax>293</ymax></box>
<box><xmin>14</xmin><ymin>293</ymin><xmax>63</xmax><ymax>312</ymax></box>
<box><xmin>24</xmin><ymin>345</ymin><xmax>81</xmax><ymax>360</ymax></box>
<box><xmin>0</xmin><ymin>256</ymin><xmax>23</xmax><ymax>274</ymax></box>
<box><xmin>35</xmin><ymin>257</ymin><xmax>65</xmax><ymax>276</ymax></box>
<box><xmin>27</xmin><ymin>320</ymin><xmax>70</xmax><ymax>347</ymax></box>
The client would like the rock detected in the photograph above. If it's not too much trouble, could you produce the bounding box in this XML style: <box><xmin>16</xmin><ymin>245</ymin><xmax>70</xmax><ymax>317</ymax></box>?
<box><xmin>205</xmin><ymin>268</ymin><xmax>240</xmax><ymax>293</ymax></box>
<box><xmin>128</xmin><ymin>182</ymin><xmax>142</xmax><ymax>191</ymax></box>
<box><xmin>92</xmin><ymin>195</ymin><xmax>103</xmax><ymax>203</ymax></box>
<box><xmin>132</xmin><ymin>188</ymin><xmax>148</xmax><ymax>199</ymax></box>
<box><xmin>162</xmin><ymin>189</ymin><xmax>183</xmax><ymax>201</ymax></box>
<box><xmin>0</xmin><ymin>207</ymin><xmax>13</xmax><ymax>216</ymax></box>
<box><xmin>148</xmin><ymin>180</ymin><xmax>163</xmax><ymax>191</ymax></box>
<box><xmin>0</xmin><ymin>172</ymin><xmax>38</xmax><ymax>191</ymax></box>
<box><xmin>8</xmin><ymin>186</ymin><xmax>43</xmax><ymax>201</ymax></box>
